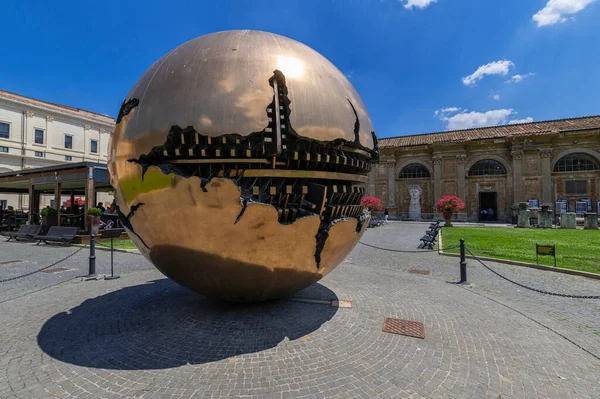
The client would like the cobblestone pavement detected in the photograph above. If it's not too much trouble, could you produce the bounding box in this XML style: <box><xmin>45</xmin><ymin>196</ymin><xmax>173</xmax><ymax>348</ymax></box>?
<box><xmin>0</xmin><ymin>224</ymin><xmax>599</xmax><ymax>398</ymax></box>
<box><xmin>0</xmin><ymin>241</ymin><xmax>150</xmax><ymax>304</ymax></box>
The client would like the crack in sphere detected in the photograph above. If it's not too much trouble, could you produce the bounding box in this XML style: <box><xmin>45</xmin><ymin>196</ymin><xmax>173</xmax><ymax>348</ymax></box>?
<box><xmin>108</xmin><ymin>30</ymin><xmax>379</xmax><ymax>302</ymax></box>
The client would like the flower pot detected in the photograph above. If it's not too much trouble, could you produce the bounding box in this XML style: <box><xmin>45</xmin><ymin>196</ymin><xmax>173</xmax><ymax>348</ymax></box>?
<box><xmin>443</xmin><ymin>211</ymin><xmax>453</xmax><ymax>227</ymax></box>
<box><xmin>87</xmin><ymin>215</ymin><xmax>100</xmax><ymax>235</ymax></box>
<box><xmin>42</xmin><ymin>215</ymin><xmax>58</xmax><ymax>231</ymax></box>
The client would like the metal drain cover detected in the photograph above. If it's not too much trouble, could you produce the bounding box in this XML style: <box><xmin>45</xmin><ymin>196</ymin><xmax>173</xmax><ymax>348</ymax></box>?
<box><xmin>0</xmin><ymin>260</ymin><xmax>23</xmax><ymax>265</ymax></box>
<box><xmin>382</xmin><ymin>318</ymin><xmax>425</xmax><ymax>339</ymax></box>
<box><xmin>408</xmin><ymin>270</ymin><xmax>430</xmax><ymax>275</ymax></box>
<box><xmin>41</xmin><ymin>267</ymin><xmax>70</xmax><ymax>274</ymax></box>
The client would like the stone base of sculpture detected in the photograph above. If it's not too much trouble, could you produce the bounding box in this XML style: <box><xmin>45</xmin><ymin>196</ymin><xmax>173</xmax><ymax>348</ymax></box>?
<box><xmin>584</xmin><ymin>213</ymin><xmax>599</xmax><ymax>230</ymax></box>
<box><xmin>560</xmin><ymin>213</ymin><xmax>577</xmax><ymax>229</ymax></box>
<box><xmin>538</xmin><ymin>206</ymin><xmax>553</xmax><ymax>229</ymax></box>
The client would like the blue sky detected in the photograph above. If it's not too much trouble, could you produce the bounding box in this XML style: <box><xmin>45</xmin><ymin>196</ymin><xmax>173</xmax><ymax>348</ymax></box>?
<box><xmin>1</xmin><ymin>0</ymin><xmax>599</xmax><ymax>138</ymax></box>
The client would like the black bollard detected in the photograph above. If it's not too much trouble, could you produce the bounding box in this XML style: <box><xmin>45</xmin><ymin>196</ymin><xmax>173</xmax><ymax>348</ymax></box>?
<box><xmin>459</xmin><ymin>238</ymin><xmax>468</xmax><ymax>284</ymax></box>
<box><xmin>86</xmin><ymin>234</ymin><xmax>97</xmax><ymax>279</ymax></box>
<box><xmin>104</xmin><ymin>234</ymin><xmax>120</xmax><ymax>280</ymax></box>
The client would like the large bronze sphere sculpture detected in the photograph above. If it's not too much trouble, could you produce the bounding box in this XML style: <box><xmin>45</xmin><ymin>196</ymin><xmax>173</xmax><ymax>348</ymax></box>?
<box><xmin>108</xmin><ymin>30</ymin><xmax>379</xmax><ymax>302</ymax></box>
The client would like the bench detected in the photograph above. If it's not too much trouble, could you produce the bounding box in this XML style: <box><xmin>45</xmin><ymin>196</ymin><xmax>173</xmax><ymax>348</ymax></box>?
<box><xmin>33</xmin><ymin>226</ymin><xmax>78</xmax><ymax>246</ymax></box>
<box><xmin>419</xmin><ymin>223</ymin><xmax>441</xmax><ymax>249</ymax></box>
<box><xmin>2</xmin><ymin>225</ymin><xmax>42</xmax><ymax>241</ymax></box>
<box><xmin>418</xmin><ymin>234</ymin><xmax>437</xmax><ymax>249</ymax></box>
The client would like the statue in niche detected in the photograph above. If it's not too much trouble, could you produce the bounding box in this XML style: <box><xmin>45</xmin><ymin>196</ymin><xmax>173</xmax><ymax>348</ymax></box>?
<box><xmin>408</xmin><ymin>184</ymin><xmax>422</xmax><ymax>220</ymax></box>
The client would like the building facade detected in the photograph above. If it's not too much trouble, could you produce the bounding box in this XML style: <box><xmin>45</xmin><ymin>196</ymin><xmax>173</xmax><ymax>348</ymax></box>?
<box><xmin>0</xmin><ymin>90</ymin><xmax>115</xmax><ymax>209</ymax></box>
<box><xmin>369</xmin><ymin>116</ymin><xmax>600</xmax><ymax>222</ymax></box>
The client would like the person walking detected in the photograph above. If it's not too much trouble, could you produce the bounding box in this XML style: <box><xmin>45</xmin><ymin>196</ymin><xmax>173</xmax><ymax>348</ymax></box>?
<box><xmin>384</xmin><ymin>208</ymin><xmax>389</xmax><ymax>224</ymax></box>
<box><xmin>487</xmin><ymin>207</ymin><xmax>494</xmax><ymax>222</ymax></box>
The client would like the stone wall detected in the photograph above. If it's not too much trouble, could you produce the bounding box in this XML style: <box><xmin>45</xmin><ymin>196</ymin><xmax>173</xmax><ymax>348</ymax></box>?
<box><xmin>370</xmin><ymin>128</ymin><xmax>600</xmax><ymax>222</ymax></box>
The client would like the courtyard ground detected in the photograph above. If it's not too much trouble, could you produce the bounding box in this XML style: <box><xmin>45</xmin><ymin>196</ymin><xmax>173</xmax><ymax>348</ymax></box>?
<box><xmin>442</xmin><ymin>226</ymin><xmax>600</xmax><ymax>274</ymax></box>
<box><xmin>0</xmin><ymin>222</ymin><xmax>599</xmax><ymax>398</ymax></box>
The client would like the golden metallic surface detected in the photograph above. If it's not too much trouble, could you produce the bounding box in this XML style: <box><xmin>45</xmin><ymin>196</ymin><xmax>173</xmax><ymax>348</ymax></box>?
<box><xmin>108</xmin><ymin>30</ymin><xmax>375</xmax><ymax>302</ymax></box>
<box><xmin>122</xmin><ymin>173</ymin><xmax>367</xmax><ymax>301</ymax></box>
<box><xmin>117</xmin><ymin>30</ymin><xmax>375</xmax><ymax>154</ymax></box>
<box><xmin>218</xmin><ymin>169</ymin><xmax>369</xmax><ymax>183</ymax></box>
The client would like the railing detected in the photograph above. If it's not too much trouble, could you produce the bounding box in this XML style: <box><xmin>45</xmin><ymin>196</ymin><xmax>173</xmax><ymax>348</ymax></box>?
<box><xmin>391</xmin><ymin>212</ymin><xmax>469</xmax><ymax>222</ymax></box>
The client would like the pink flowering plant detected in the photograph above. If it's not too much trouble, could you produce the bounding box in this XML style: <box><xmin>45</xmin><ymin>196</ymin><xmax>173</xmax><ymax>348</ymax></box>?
<box><xmin>360</xmin><ymin>196</ymin><xmax>383</xmax><ymax>213</ymax></box>
<box><xmin>435</xmin><ymin>196</ymin><xmax>465</xmax><ymax>213</ymax></box>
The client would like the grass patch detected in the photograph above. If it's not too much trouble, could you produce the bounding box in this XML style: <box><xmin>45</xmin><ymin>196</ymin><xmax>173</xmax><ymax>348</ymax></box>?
<box><xmin>96</xmin><ymin>238</ymin><xmax>138</xmax><ymax>250</ymax></box>
<box><xmin>441</xmin><ymin>227</ymin><xmax>600</xmax><ymax>274</ymax></box>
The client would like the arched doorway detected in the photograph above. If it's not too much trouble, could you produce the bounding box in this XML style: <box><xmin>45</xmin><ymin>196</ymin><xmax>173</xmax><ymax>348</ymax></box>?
<box><xmin>397</xmin><ymin>163</ymin><xmax>433</xmax><ymax>220</ymax></box>
<box><xmin>468</xmin><ymin>159</ymin><xmax>507</xmax><ymax>221</ymax></box>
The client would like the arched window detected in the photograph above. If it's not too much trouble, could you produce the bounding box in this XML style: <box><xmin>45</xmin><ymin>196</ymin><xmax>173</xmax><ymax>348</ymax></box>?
<box><xmin>553</xmin><ymin>153</ymin><xmax>599</xmax><ymax>172</ymax></box>
<box><xmin>399</xmin><ymin>163</ymin><xmax>431</xmax><ymax>179</ymax></box>
<box><xmin>468</xmin><ymin>160</ymin><xmax>507</xmax><ymax>176</ymax></box>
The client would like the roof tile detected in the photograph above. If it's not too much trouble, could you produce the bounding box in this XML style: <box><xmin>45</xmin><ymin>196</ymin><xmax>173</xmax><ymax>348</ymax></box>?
<box><xmin>379</xmin><ymin>115</ymin><xmax>600</xmax><ymax>149</ymax></box>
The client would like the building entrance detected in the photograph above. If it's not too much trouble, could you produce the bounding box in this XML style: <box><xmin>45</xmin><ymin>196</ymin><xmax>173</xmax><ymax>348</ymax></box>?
<box><xmin>479</xmin><ymin>192</ymin><xmax>498</xmax><ymax>222</ymax></box>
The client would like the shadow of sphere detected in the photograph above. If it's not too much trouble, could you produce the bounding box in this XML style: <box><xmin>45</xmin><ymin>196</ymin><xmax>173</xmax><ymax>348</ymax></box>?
<box><xmin>37</xmin><ymin>279</ymin><xmax>338</xmax><ymax>370</ymax></box>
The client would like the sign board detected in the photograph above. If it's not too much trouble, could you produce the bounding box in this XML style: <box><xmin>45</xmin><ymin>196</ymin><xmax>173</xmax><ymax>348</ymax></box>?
<box><xmin>575</xmin><ymin>201</ymin><xmax>588</xmax><ymax>216</ymax></box>
<box><xmin>582</xmin><ymin>198</ymin><xmax>592</xmax><ymax>212</ymax></box>
<box><xmin>597</xmin><ymin>201</ymin><xmax>600</xmax><ymax>216</ymax></box>
<box><xmin>555</xmin><ymin>200</ymin><xmax>568</xmax><ymax>214</ymax></box>
<box><xmin>528</xmin><ymin>198</ymin><xmax>539</xmax><ymax>209</ymax></box>
<box><xmin>536</xmin><ymin>244</ymin><xmax>556</xmax><ymax>267</ymax></box>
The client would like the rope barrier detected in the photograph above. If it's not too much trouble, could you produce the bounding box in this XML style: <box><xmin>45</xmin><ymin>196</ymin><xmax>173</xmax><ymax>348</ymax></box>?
<box><xmin>0</xmin><ymin>245</ymin><xmax>87</xmax><ymax>284</ymax></box>
<box><xmin>465</xmin><ymin>247</ymin><xmax>600</xmax><ymax>300</ymax></box>
<box><xmin>358</xmin><ymin>241</ymin><xmax>459</xmax><ymax>253</ymax></box>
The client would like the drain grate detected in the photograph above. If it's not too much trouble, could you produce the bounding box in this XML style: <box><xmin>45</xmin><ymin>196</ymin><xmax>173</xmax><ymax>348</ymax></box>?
<box><xmin>0</xmin><ymin>260</ymin><xmax>23</xmax><ymax>265</ymax></box>
<box><xmin>382</xmin><ymin>318</ymin><xmax>425</xmax><ymax>339</ymax></box>
<box><xmin>41</xmin><ymin>267</ymin><xmax>70</xmax><ymax>274</ymax></box>
<box><xmin>408</xmin><ymin>270</ymin><xmax>430</xmax><ymax>275</ymax></box>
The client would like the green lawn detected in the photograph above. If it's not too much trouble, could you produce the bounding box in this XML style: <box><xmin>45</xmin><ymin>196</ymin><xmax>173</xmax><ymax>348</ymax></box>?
<box><xmin>95</xmin><ymin>238</ymin><xmax>138</xmax><ymax>250</ymax></box>
<box><xmin>441</xmin><ymin>227</ymin><xmax>600</xmax><ymax>274</ymax></box>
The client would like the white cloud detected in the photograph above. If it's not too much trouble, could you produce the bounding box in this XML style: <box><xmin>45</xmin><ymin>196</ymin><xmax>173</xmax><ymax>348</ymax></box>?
<box><xmin>533</xmin><ymin>0</ymin><xmax>596</xmax><ymax>27</ymax></box>
<box><xmin>434</xmin><ymin>107</ymin><xmax>462</xmax><ymax>117</ymax></box>
<box><xmin>404</xmin><ymin>0</ymin><xmax>437</xmax><ymax>9</ymax></box>
<box><xmin>492</xmin><ymin>94</ymin><xmax>500</xmax><ymax>100</ymax></box>
<box><xmin>509</xmin><ymin>117</ymin><xmax>534</xmax><ymax>124</ymax></box>
<box><xmin>462</xmin><ymin>60</ymin><xmax>514</xmax><ymax>86</ymax></box>
<box><xmin>441</xmin><ymin>109</ymin><xmax>514</xmax><ymax>130</ymax></box>
<box><xmin>506</xmin><ymin>73</ymin><xmax>535</xmax><ymax>83</ymax></box>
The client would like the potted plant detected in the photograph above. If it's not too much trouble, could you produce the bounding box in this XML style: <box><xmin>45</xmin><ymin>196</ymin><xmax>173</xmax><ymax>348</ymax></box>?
<box><xmin>40</xmin><ymin>207</ymin><xmax>58</xmax><ymax>230</ymax></box>
<box><xmin>360</xmin><ymin>196</ymin><xmax>384</xmax><ymax>226</ymax></box>
<box><xmin>435</xmin><ymin>196</ymin><xmax>466</xmax><ymax>227</ymax></box>
<box><xmin>86</xmin><ymin>207</ymin><xmax>102</xmax><ymax>235</ymax></box>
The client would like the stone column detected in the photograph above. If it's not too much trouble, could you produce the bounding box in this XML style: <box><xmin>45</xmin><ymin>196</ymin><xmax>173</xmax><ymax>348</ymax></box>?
<box><xmin>456</xmin><ymin>154</ymin><xmax>467</xmax><ymax>201</ymax></box>
<box><xmin>560</xmin><ymin>213</ymin><xmax>577</xmax><ymax>229</ymax></box>
<box><xmin>511</xmin><ymin>149</ymin><xmax>523</xmax><ymax>203</ymax></box>
<box><xmin>584</xmin><ymin>213</ymin><xmax>599</xmax><ymax>230</ymax></box>
<box><xmin>539</xmin><ymin>148</ymin><xmax>552</xmax><ymax>204</ymax></box>
<box><xmin>517</xmin><ymin>202</ymin><xmax>531</xmax><ymax>228</ymax></box>
<box><xmin>367</xmin><ymin>168</ymin><xmax>376</xmax><ymax>197</ymax></box>
<box><xmin>538</xmin><ymin>204</ymin><xmax>553</xmax><ymax>228</ymax></box>
<box><xmin>386</xmin><ymin>158</ymin><xmax>396</xmax><ymax>209</ymax></box>
<box><xmin>433</xmin><ymin>156</ymin><xmax>442</xmax><ymax>203</ymax></box>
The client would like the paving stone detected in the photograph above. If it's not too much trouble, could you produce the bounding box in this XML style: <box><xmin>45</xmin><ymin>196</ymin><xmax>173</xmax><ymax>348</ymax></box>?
<box><xmin>0</xmin><ymin>223</ymin><xmax>599</xmax><ymax>398</ymax></box>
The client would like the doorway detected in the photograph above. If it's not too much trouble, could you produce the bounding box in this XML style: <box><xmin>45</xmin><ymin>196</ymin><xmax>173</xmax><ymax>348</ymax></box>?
<box><xmin>479</xmin><ymin>192</ymin><xmax>498</xmax><ymax>222</ymax></box>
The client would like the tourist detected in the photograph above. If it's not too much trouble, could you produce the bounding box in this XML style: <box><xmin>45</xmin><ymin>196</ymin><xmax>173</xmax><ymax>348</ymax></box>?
<box><xmin>384</xmin><ymin>208</ymin><xmax>389</xmax><ymax>224</ymax></box>
<box><xmin>487</xmin><ymin>207</ymin><xmax>494</xmax><ymax>221</ymax></box>
<box><xmin>97</xmin><ymin>202</ymin><xmax>106</xmax><ymax>213</ymax></box>
<box><xmin>480</xmin><ymin>209</ymin><xmax>486</xmax><ymax>222</ymax></box>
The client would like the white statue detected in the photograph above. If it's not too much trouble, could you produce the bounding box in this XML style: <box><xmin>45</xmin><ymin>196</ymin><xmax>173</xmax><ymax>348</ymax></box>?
<box><xmin>408</xmin><ymin>184</ymin><xmax>422</xmax><ymax>220</ymax></box>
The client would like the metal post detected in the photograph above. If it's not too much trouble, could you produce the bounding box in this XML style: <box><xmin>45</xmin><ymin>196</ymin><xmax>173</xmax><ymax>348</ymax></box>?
<box><xmin>459</xmin><ymin>238</ymin><xmax>468</xmax><ymax>284</ymax></box>
<box><xmin>86</xmin><ymin>234</ymin><xmax>97</xmax><ymax>279</ymax></box>
<box><xmin>104</xmin><ymin>233</ymin><xmax>120</xmax><ymax>280</ymax></box>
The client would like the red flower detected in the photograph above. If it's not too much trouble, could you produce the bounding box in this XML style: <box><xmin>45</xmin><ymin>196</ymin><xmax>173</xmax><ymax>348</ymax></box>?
<box><xmin>435</xmin><ymin>196</ymin><xmax>465</xmax><ymax>213</ymax></box>
<box><xmin>64</xmin><ymin>198</ymin><xmax>85</xmax><ymax>207</ymax></box>
<box><xmin>360</xmin><ymin>196</ymin><xmax>383</xmax><ymax>212</ymax></box>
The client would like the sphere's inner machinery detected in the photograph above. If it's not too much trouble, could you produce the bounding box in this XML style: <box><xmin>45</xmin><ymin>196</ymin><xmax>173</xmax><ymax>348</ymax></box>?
<box><xmin>122</xmin><ymin>70</ymin><xmax>379</xmax><ymax>268</ymax></box>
